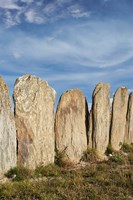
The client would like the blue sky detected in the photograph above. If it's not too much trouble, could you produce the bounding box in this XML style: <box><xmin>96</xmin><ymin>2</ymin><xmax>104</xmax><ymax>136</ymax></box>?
<box><xmin>0</xmin><ymin>0</ymin><xmax>133</xmax><ymax>106</ymax></box>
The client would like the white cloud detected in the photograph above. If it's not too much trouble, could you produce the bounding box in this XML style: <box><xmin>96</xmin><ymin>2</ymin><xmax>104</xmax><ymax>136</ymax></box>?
<box><xmin>43</xmin><ymin>3</ymin><xmax>58</xmax><ymax>16</ymax></box>
<box><xmin>6</xmin><ymin>20</ymin><xmax>133</xmax><ymax>68</ymax></box>
<box><xmin>25</xmin><ymin>9</ymin><xmax>44</xmax><ymax>24</ymax></box>
<box><xmin>0</xmin><ymin>0</ymin><xmax>91</xmax><ymax>27</ymax></box>
<box><xmin>20</xmin><ymin>0</ymin><xmax>34</xmax><ymax>3</ymax></box>
<box><xmin>0</xmin><ymin>0</ymin><xmax>132</xmax><ymax>104</ymax></box>
<box><xmin>70</xmin><ymin>9</ymin><xmax>90</xmax><ymax>18</ymax></box>
<box><xmin>0</xmin><ymin>17</ymin><xmax>133</xmax><ymax>93</ymax></box>
<box><xmin>56</xmin><ymin>0</ymin><xmax>72</xmax><ymax>6</ymax></box>
<box><xmin>68</xmin><ymin>5</ymin><xmax>91</xmax><ymax>18</ymax></box>
<box><xmin>4</xmin><ymin>10</ymin><xmax>20</xmax><ymax>27</ymax></box>
<box><xmin>42</xmin><ymin>72</ymin><xmax>106</xmax><ymax>82</ymax></box>
<box><xmin>0</xmin><ymin>0</ymin><xmax>20</xmax><ymax>10</ymax></box>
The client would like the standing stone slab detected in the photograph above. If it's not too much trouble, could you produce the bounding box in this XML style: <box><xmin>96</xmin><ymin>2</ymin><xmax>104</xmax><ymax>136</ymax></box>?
<box><xmin>125</xmin><ymin>92</ymin><xmax>133</xmax><ymax>144</ymax></box>
<box><xmin>92</xmin><ymin>82</ymin><xmax>110</xmax><ymax>157</ymax></box>
<box><xmin>14</xmin><ymin>75</ymin><xmax>56</xmax><ymax>169</ymax></box>
<box><xmin>55</xmin><ymin>89</ymin><xmax>88</xmax><ymax>163</ymax></box>
<box><xmin>0</xmin><ymin>77</ymin><xmax>16</xmax><ymax>173</ymax></box>
<box><xmin>110</xmin><ymin>87</ymin><xmax>128</xmax><ymax>150</ymax></box>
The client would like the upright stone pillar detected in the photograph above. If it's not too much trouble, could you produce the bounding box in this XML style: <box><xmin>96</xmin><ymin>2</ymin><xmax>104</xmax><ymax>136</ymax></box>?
<box><xmin>92</xmin><ymin>82</ymin><xmax>110</xmax><ymax>157</ymax></box>
<box><xmin>125</xmin><ymin>92</ymin><xmax>133</xmax><ymax>144</ymax></box>
<box><xmin>55</xmin><ymin>89</ymin><xmax>88</xmax><ymax>163</ymax></box>
<box><xmin>0</xmin><ymin>77</ymin><xmax>16</xmax><ymax>173</ymax></box>
<box><xmin>110</xmin><ymin>87</ymin><xmax>128</xmax><ymax>150</ymax></box>
<box><xmin>13</xmin><ymin>75</ymin><xmax>56</xmax><ymax>169</ymax></box>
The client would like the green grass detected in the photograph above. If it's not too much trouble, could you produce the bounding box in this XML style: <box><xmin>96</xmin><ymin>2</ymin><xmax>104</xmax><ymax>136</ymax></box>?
<box><xmin>81</xmin><ymin>148</ymin><xmax>99</xmax><ymax>162</ymax></box>
<box><xmin>121</xmin><ymin>143</ymin><xmax>133</xmax><ymax>153</ymax></box>
<box><xmin>1</xmin><ymin>144</ymin><xmax>133</xmax><ymax>200</ymax></box>
<box><xmin>4</xmin><ymin>165</ymin><xmax>33</xmax><ymax>181</ymax></box>
<box><xmin>108</xmin><ymin>152</ymin><xmax>126</xmax><ymax>165</ymax></box>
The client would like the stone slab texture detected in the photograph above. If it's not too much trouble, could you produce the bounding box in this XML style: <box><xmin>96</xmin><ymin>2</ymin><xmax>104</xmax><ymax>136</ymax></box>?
<box><xmin>110</xmin><ymin>87</ymin><xmax>128</xmax><ymax>150</ymax></box>
<box><xmin>125</xmin><ymin>92</ymin><xmax>133</xmax><ymax>144</ymax></box>
<box><xmin>92</xmin><ymin>82</ymin><xmax>110</xmax><ymax>157</ymax></box>
<box><xmin>55</xmin><ymin>89</ymin><xmax>88</xmax><ymax>163</ymax></box>
<box><xmin>0</xmin><ymin>77</ymin><xmax>16</xmax><ymax>173</ymax></box>
<box><xmin>13</xmin><ymin>75</ymin><xmax>56</xmax><ymax>169</ymax></box>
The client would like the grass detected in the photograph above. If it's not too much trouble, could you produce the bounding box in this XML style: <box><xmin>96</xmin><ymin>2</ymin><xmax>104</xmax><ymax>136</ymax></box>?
<box><xmin>108</xmin><ymin>152</ymin><xmax>126</xmax><ymax>165</ymax></box>
<box><xmin>1</xmin><ymin>144</ymin><xmax>133</xmax><ymax>200</ymax></box>
<box><xmin>121</xmin><ymin>143</ymin><xmax>133</xmax><ymax>153</ymax></box>
<box><xmin>81</xmin><ymin>148</ymin><xmax>99</xmax><ymax>162</ymax></box>
<box><xmin>4</xmin><ymin>166</ymin><xmax>33</xmax><ymax>181</ymax></box>
<box><xmin>34</xmin><ymin>164</ymin><xmax>61</xmax><ymax>177</ymax></box>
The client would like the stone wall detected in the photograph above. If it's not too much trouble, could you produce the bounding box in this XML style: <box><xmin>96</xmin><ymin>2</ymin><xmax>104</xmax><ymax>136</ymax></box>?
<box><xmin>0</xmin><ymin>74</ymin><xmax>132</xmax><ymax>173</ymax></box>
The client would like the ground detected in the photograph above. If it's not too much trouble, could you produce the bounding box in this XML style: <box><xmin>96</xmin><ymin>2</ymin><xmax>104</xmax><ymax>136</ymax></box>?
<box><xmin>0</xmin><ymin>144</ymin><xmax>133</xmax><ymax>200</ymax></box>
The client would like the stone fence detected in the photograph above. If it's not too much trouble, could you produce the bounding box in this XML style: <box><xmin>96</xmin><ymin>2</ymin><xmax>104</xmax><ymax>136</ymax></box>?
<box><xmin>0</xmin><ymin>74</ymin><xmax>132</xmax><ymax>173</ymax></box>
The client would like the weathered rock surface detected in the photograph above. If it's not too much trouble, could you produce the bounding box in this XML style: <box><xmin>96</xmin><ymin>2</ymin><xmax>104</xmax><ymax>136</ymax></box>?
<box><xmin>0</xmin><ymin>77</ymin><xmax>16</xmax><ymax>173</ymax></box>
<box><xmin>110</xmin><ymin>87</ymin><xmax>128</xmax><ymax>150</ymax></box>
<box><xmin>55</xmin><ymin>89</ymin><xmax>88</xmax><ymax>163</ymax></box>
<box><xmin>125</xmin><ymin>92</ymin><xmax>133</xmax><ymax>144</ymax></box>
<box><xmin>14</xmin><ymin>75</ymin><xmax>56</xmax><ymax>169</ymax></box>
<box><xmin>92</xmin><ymin>82</ymin><xmax>110</xmax><ymax>157</ymax></box>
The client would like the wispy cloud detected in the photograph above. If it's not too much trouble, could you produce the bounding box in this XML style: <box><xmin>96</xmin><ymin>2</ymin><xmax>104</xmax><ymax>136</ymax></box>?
<box><xmin>5</xmin><ymin>19</ymin><xmax>133</xmax><ymax>68</ymax></box>
<box><xmin>67</xmin><ymin>5</ymin><xmax>91</xmax><ymax>18</ymax></box>
<box><xmin>3</xmin><ymin>10</ymin><xmax>21</xmax><ymax>27</ymax></box>
<box><xmin>0</xmin><ymin>0</ymin><xmax>20</xmax><ymax>10</ymax></box>
<box><xmin>43</xmin><ymin>3</ymin><xmax>58</xmax><ymax>16</ymax></box>
<box><xmin>0</xmin><ymin>0</ymin><xmax>91</xmax><ymax>27</ymax></box>
<box><xmin>0</xmin><ymin>0</ymin><xmax>133</xmax><ymax>103</ymax></box>
<box><xmin>25</xmin><ymin>9</ymin><xmax>44</xmax><ymax>24</ymax></box>
<box><xmin>20</xmin><ymin>0</ymin><xmax>34</xmax><ymax>4</ymax></box>
<box><xmin>42</xmin><ymin>72</ymin><xmax>106</xmax><ymax>82</ymax></box>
